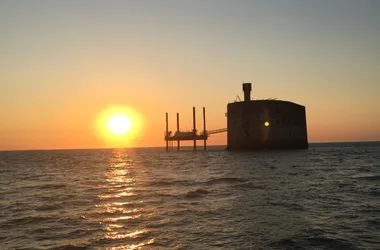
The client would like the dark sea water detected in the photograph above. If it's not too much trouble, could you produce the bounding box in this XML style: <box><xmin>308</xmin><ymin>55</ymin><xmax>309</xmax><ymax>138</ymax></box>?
<box><xmin>1</xmin><ymin>142</ymin><xmax>379</xmax><ymax>250</ymax></box>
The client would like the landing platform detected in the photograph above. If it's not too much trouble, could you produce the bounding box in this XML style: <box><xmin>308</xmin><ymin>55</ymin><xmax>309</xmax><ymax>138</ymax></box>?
<box><xmin>165</xmin><ymin>134</ymin><xmax>208</xmax><ymax>141</ymax></box>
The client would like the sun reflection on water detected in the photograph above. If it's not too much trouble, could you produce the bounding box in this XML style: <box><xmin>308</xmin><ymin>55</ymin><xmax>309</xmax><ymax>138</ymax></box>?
<box><xmin>97</xmin><ymin>190</ymin><xmax>137</xmax><ymax>200</ymax></box>
<box><xmin>105</xmin><ymin>224</ymin><xmax>124</xmax><ymax>231</ymax></box>
<box><xmin>106</xmin><ymin>238</ymin><xmax>156</xmax><ymax>250</ymax></box>
<box><xmin>106</xmin><ymin>229</ymin><xmax>149</xmax><ymax>239</ymax></box>
<box><xmin>95</xmin><ymin>149</ymin><xmax>155</xmax><ymax>249</ymax></box>
<box><xmin>96</xmin><ymin>205</ymin><xmax>142</xmax><ymax>215</ymax></box>
<box><xmin>105</xmin><ymin>215</ymin><xmax>141</xmax><ymax>222</ymax></box>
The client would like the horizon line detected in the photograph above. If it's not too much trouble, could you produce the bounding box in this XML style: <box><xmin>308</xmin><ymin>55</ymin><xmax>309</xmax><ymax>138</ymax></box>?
<box><xmin>1</xmin><ymin>140</ymin><xmax>379</xmax><ymax>152</ymax></box>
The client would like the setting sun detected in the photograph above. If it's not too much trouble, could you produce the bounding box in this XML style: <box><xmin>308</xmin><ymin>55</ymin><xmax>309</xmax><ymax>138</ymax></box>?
<box><xmin>95</xmin><ymin>105</ymin><xmax>143</xmax><ymax>147</ymax></box>
<box><xmin>107</xmin><ymin>114</ymin><xmax>132</xmax><ymax>135</ymax></box>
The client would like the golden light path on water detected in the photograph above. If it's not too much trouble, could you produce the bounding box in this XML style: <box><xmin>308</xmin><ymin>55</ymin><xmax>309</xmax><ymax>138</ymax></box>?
<box><xmin>94</xmin><ymin>149</ymin><xmax>155</xmax><ymax>249</ymax></box>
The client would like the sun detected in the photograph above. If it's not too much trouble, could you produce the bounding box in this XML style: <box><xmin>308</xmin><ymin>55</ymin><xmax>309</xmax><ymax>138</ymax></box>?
<box><xmin>107</xmin><ymin>114</ymin><xmax>132</xmax><ymax>135</ymax></box>
<box><xmin>95</xmin><ymin>105</ymin><xmax>143</xmax><ymax>147</ymax></box>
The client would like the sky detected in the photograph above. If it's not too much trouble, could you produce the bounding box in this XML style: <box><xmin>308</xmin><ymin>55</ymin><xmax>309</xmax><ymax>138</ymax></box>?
<box><xmin>1</xmin><ymin>0</ymin><xmax>379</xmax><ymax>150</ymax></box>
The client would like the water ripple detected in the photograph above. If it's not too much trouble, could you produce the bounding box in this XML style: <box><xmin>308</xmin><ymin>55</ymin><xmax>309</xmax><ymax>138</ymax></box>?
<box><xmin>0</xmin><ymin>143</ymin><xmax>379</xmax><ymax>249</ymax></box>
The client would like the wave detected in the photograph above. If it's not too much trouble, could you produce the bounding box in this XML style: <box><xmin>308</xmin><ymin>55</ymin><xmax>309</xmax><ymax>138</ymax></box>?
<box><xmin>336</xmin><ymin>182</ymin><xmax>350</xmax><ymax>188</ymax></box>
<box><xmin>367</xmin><ymin>219</ymin><xmax>380</xmax><ymax>227</ymax></box>
<box><xmin>266</xmin><ymin>201</ymin><xmax>305</xmax><ymax>211</ymax></box>
<box><xmin>34</xmin><ymin>204</ymin><xmax>63</xmax><ymax>212</ymax></box>
<box><xmin>354</xmin><ymin>175</ymin><xmax>380</xmax><ymax>181</ymax></box>
<box><xmin>38</xmin><ymin>183</ymin><xmax>67</xmax><ymax>190</ymax></box>
<box><xmin>5</xmin><ymin>215</ymin><xmax>52</xmax><ymax>226</ymax></box>
<box><xmin>234</xmin><ymin>182</ymin><xmax>265</xmax><ymax>189</ymax></box>
<box><xmin>270</xmin><ymin>232</ymin><xmax>357</xmax><ymax>250</ymax></box>
<box><xmin>304</xmin><ymin>236</ymin><xmax>356</xmax><ymax>249</ymax></box>
<box><xmin>369</xmin><ymin>190</ymin><xmax>380</xmax><ymax>197</ymax></box>
<box><xmin>355</xmin><ymin>204</ymin><xmax>380</xmax><ymax>214</ymax></box>
<box><xmin>185</xmin><ymin>189</ymin><xmax>210</xmax><ymax>198</ymax></box>
<box><xmin>152</xmin><ymin>179</ymin><xmax>194</xmax><ymax>187</ymax></box>
<box><xmin>204</xmin><ymin>177</ymin><xmax>246</xmax><ymax>185</ymax></box>
<box><xmin>17</xmin><ymin>183</ymin><xmax>66</xmax><ymax>190</ymax></box>
<box><xmin>358</xmin><ymin>166</ymin><xmax>372</xmax><ymax>172</ymax></box>
<box><xmin>151</xmin><ymin>177</ymin><xmax>246</xmax><ymax>188</ymax></box>
<box><xmin>51</xmin><ymin>244</ymin><xmax>88</xmax><ymax>250</ymax></box>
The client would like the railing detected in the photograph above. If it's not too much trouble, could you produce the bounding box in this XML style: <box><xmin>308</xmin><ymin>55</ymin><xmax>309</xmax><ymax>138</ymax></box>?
<box><xmin>165</xmin><ymin>128</ymin><xmax>227</xmax><ymax>138</ymax></box>
<box><xmin>206</xmin><ymin>128</ymin><xmax>227</xmax><ymax>135</ymax></box>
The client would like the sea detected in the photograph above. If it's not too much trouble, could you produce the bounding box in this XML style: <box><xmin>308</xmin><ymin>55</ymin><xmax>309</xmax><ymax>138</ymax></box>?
<box><xmin>0</xmin><ymin>142</ymin><xmax>379</xmax><ymax>250</ymax></box>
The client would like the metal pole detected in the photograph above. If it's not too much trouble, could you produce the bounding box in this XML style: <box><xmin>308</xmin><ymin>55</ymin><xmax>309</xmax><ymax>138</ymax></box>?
<box><xmin>177</xmin><ymin>112</ymin><xmax>180</xmax><ymax>151</ymax></box>
<box><xmin>193</xmin><ymin>107</ymin><xmax>196</xmax><ymax>151</ymax></box>
<box><xmin>166</xmin><ymin>112</ymin><xmax>168</xmax><ymax>152</ymax></box>
<box><xmin>203</xmin><ymin>107</ymin><xmax>206</xmax><ymax>150</ymax></box>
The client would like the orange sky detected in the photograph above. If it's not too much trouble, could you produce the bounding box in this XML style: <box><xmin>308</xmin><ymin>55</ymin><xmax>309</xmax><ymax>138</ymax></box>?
<box><xmin>1</xmin><ymin>1</ymin><xmax>379</xmax><ymax>150</ymax></box>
